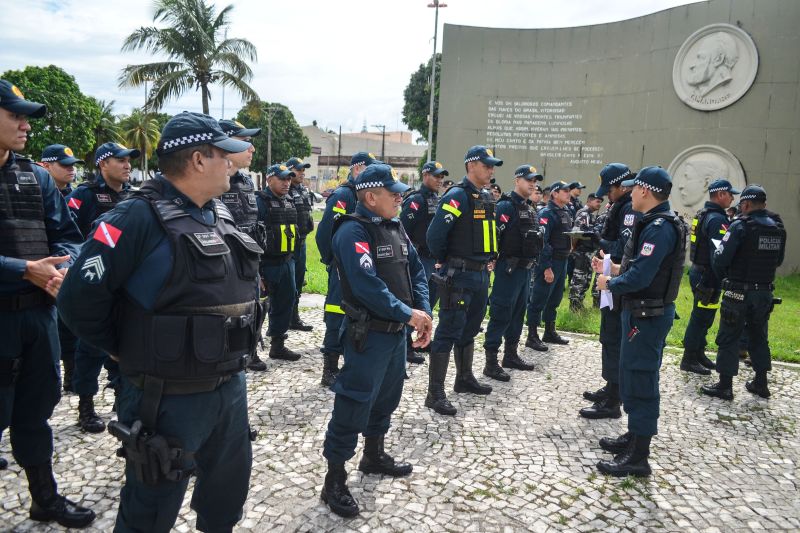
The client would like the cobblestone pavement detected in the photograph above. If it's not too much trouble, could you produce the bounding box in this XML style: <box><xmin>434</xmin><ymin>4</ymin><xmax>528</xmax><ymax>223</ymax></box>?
<box><xmin>2</xmin><ymin>295</ymin><xmax>799</xmax><ymax>532</ymax></box>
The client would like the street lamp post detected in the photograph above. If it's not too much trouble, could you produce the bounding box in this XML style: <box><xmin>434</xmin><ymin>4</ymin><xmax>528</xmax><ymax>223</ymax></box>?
<box><xmin>426</xmin><ymin>0</ymin><xmax>447</xmax><ymax>163</ymax></box>
<box><xmin>371</xmin><ymin>124</ymin><xmax>386</xmax><ymax>161</ymax></box>
<box><xmin>264</xmin><ymin>104</ymin><xmax>278</xmax><ymax>190</ymax></box>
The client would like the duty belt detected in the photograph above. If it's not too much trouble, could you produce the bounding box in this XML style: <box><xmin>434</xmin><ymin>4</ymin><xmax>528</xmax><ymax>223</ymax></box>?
<box><xmin>722</xmin><ymin>280</ymin><xmax>774</xmax><ymax>292</ymax></box>
<box><xmin>261</xmin><ymin>254</ymin><xmax>293</xmax><ymax>266</ymax></box>
<box><xmin>129</xmin><ymin>374</ymin><xmax>233</xmax><ymax>395</ymax></box>
<box><xmin>445</xmin><ymin>256</ymin><xmax>487</xmax><ymax>272</ymax></box>
<box><xmin>621</xmin><ymin>297</ymin><xmax>665</xmax><ymax>318</ymax></box>
<box><xmin>499</xmin><ymin>256</ymin><xmax>536</xmax><ymax>270</ymax></box>
<box><xmin>0</xmin><ymin>288</ymin><xmax>53</xmax><ymax>312</ymax></box>
<box><xmin>366</xmin><ymin>318</ymin><xmax>406</xmax><ymax>334</ymax></box>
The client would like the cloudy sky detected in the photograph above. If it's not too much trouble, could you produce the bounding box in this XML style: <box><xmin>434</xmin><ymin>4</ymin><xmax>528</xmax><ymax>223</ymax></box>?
<box><xmin>2</xmin><ymin>0</ymin><xmax>700</xmax><ymax>138</ymax></box>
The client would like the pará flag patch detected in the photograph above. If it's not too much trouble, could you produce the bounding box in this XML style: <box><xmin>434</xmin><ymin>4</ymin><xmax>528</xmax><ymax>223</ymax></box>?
<box><xmin>539</xmin><ymin>217</ymin><xmax>549</xmax><ymax>225</ymax></box>
<box><xmin>336</xmin><ymin>200</ymin><xmax>347</xmax><ymax>210</ymax></box>
<box><xmin>499</xmin><ymin>214</ymin><xmax>510</xmax><ymax>223</ymax></box>
<box><xmin>93</xmin><ymin>221</ymin><xmax>122</xmax><ymax>248</ymax></box>
<box><xmin>640</xmin><ymin>242</ymin><xmax>655</xmax><ymax>256</ymax></box>
<box><xmin>410</xmin><ymin>201</ymin><xmax>419</xmax><ymax>211</ymax></box>
<box><xmin>67</xmin><ymin>197</ymin><xmax>82</xmax><ymax>210</ymax></box>
<box><xmin>449</xmin><ymin>199</ymin><xmax>460</xmax><ymax>209</ymax></box>
<box><xmin>355</xmin><ymin>242</ymin><xmax>370</xmax><ymax>254</ymax></box>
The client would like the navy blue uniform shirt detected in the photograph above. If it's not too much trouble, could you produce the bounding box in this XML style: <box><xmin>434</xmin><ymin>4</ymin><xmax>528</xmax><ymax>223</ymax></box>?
<box><xmin>316</xmin><ymin>179</ymin><xmax>357</xmax><ymax>265</ymax></box>
<box><xmin>66</xmin><ymin>174</ymin><xmax>130</xmax><ymax>237</ymax></box>
<box><xmin>536</xmin><ymin>200</ymin><xmax>570</xmax><ymax>270</ymax></box>
<box><xmin>495</xmin><ymin>191</ymin><xmax>528</xmax><ymax>240</ymax></box>
<box><xmin>400</xmin><ymin>183</ymin><xmax>438</xmax><ymax>239</ymax></box>
<box><xmin>426</xmin><ymin>176</ymin><xmax>492</xmax><ymax>263</ymax></box>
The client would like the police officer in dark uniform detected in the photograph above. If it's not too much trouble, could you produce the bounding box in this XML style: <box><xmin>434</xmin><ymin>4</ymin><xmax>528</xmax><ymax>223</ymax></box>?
<box><xmin>483</xmin><ymin>164</ymin><xmax>543</xmax><ymax>381</ymax></box>
<box><xmin>256</xmin><ymin>164</ymin><xmax>302</xmax><ymax>362</ymax></box>
<box><xmin>525</xmin><ymin>181</ymin><xmax>572</xmax><ymax>351</ymax></box>
<box><xmin>0</xmin><ymin>79</ymin><xmax>95</xmax><ymax>527</ymax></box>
<box><xmin>316</xmin><ymin>152</ymin><xmax>381</xmax><ymax>386</ymax></box>
<box><xmin>424</xmin><ymin>145</ymin><xmax>501</xmax><ymax>416</ymax></box>
<box><xmin>286</xmin><ymin>156</ymin><xmax>315</xmax><ymax>332</ymax></box>
<box><xmin>399</xmin><ymin>159</ymin><xmax>447</xmax><ymax>363</ymax></box>
<box><xmin>568</xmin><ymin>193</ymin><xmax>603</xmax><ymax>312</ymax></box>
<box><xmin>59</xmin><ymin>112</ymin><xmax>257</xmax><ymax>531</ymax></box>
<box><xmin>40</xmin><ymin>144</ymin><xmax>85</xmax><ymax>392</ymax></box>
<box><xmin>579</xmin><ymin>163</ymin><xmax>640</xmax><ymax>420</ymax></box>
<box><xmin>67</xmin><ymin>141</ymin><xmax>140</xmax><ymax>433</ymax></box>
<box><xmin>680</xmin><ymin>179</ymin><xmax>740</xmax><ymax>375</ymax></box>
<box><xmin>701</xmin><ymin>185</ymin><xmax>785</xmax><ymax>400</ymax></box>
<box><xmin>322</xmin><ymin>163</ymin><xmax>432</xmax><ymax>518</ymax></box>
<box><xmin>593</xmin><ymin>166</ymin><xmax>686</xmax><ymax>477</ymax></box>
<box><xmin>567</xmin><ymin>181</ymin><xmax>585</xmax><ymax>219</ymax></box>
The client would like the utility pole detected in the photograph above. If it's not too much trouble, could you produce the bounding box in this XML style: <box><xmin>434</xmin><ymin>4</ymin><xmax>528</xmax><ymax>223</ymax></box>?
<box><xmin>372</xmin><ymin>124</ymin><xmax>386</xmax><ymax>161</ymax></box>
<box><xmin>143</xmin><ymin>78</ymin><xmax>149</xmax><ymax>182</ymax></box>
<box><xmin>336</xmin><ymin>125</ymin><xmax>342</xmax><ymax>177</ymax></box>
<box><xmin>264</xmin><ymin>104</ymin><xmax>276</xmax><ymax>190</ymax></box>
<box><xmin>221</xmin><ymin>28</ymin><xmax>228</xmax><ymax>119</ymax></box>
<box><xmin>426</xmin><ymin>1</ymin><xmax>447</xmax><ymax>162</ymax></box>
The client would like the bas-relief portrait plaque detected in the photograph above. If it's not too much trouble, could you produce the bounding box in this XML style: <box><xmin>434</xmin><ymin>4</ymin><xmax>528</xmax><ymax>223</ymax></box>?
<box><xmin>673</xmin><ymin>23</ymin><xmax>758</xmax><ymax>111</ymax></box>
<box><xmin>667</xmin><ymin>145</ymin><xmax>746</xmax><ymax>216</ymax></box>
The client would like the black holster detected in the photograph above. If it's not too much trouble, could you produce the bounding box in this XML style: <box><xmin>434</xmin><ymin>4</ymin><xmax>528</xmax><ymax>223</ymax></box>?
<box><xmin>342</xmin><ymin>302</ymin><xmax>370</xmax><ymax>352</ymax></box>
<box><xmin>108</xmin><ymin>419</ymin><xmax>193</xmax><ymax>486</ymax></box>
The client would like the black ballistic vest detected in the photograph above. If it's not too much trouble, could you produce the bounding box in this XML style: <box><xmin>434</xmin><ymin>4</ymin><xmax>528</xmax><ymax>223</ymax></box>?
<box><xmin>220</xmin><ymin>173</ymin><xmax>259</xmax><ymax>232</ymax></box>
<box><xmin>73</xmin><ymin>179</ymin><xmax>129</xmax><ymax>236</ymax></box>
<box><xmin>727</xmin><ymin>213</ymin><xmax>785</xmax><ymax>283</ymax></box>
<box><xmin>498</xmin><ymin>193</ymin><xmax>541</xmax><ymax>259</ymax></box>
<box><xmin>620</xmin><ymin>211</ymin><xmax>686</xmax><ymax>304</ymax></box>
<box><xmin>547</xmin><ymin>204</ymin><xmax>573</xmax><ymax>260</ymax></box>
<box><xmin>116</xmin><ymin>180</ymin><xmax>263</xmax><ymax>379</ymax></box>
<box><xmin>445</xmin><ymin>184</ymin><xmax>497</xmax><ymax>260</ymax></box>
<box><xmin>689</xmin><ymin>205</ymin><xmax>726</xmax><ymax>266</ymax></box>
<box><xmin>334</xmin><ymin>214</ymin><xmax>414</xmax><ymax>321</ymax></box>
<box><xmin>601</xmin><ymin>192</ymin><xmax>633</xmax><ymax>262</ymax></box>
<box><xmin>0</xmin><ymin>157</ymin><xmax>50</xmax><ymax>261</ymax></box>
<box><xmin>257</xmin><ymin>191</ymin><xmax>298</xmax><ymax>256</ymax></box>
<box><xmin>290</xmin><ymin>184</ymin><xmax>314</xmax><ymax>238</ymax></box>
<box><xmin>405</xmin><ymin>188</ymin><xmax>438</xmax><ymax>256</ymax></box>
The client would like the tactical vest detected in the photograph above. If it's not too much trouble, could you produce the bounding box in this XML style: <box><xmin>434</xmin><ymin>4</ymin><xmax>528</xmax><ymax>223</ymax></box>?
<box><xmin>726</xmin><ymin>214</ymin><xmax>785</xmax><ymax>283</ymax></box>
<box><xmin>620</xmin><ymin>211</ymin><xmax>686</xmax><ymax>304</ymax></box>
<box><xmin>601</xmin><ymin>193</ymin><xmax>633</xmax><ymax>261</ymax></box>
<box><xmin>257</xmin><ymin>191</ymin><xmax>298</xmax><ymax>256</ymax></box>
<box><xmin>290</xmin><ymin>184</ymin><xmax>314</xmax><ymax>238</ymax></box>
<box><xmin>74</xmin><ymin>179</ymin><xmax>128</xmax><ymax>236</ymax></box>
<box><xmin>116</xmin><ymin>179</ymin><xmax>263</xmax><ymax>380</ymax></box>
<box><xmin>404</xmin><ymin>188</ymin><xmax>438</xmax><ymax>256</ymax></box>
<box><xmin>444</xmin><ymin>184</ymin><xmax>497</xmax><ymax>259</ymax></box>
<box><xmin>219</xmin><ymin>173</ymin><xmax>259</xmax><ymax>232</ymax></box>
<box><xmin>573</xmin><ymin>207</ymin><xmax>598</xmax><ymax>252</ymax></box>
<box><xmin>545</xmin><ymin>204</ymin><xmax>572</xmax><ymax>260</ymax></box>
<box><xmin>0</xmin><ymin>157</ymin><xmax>50</xmax><ymax>261</ymax></box>
<box><xmin>333</xmin><ymin>214</ymin><xmax>414</xmax><ymax>321</ymax></box>
<box><xmin>498</xmin><ymin>193</ymin><xmax>541</xmax><ymax>259</ymax></box>
<box><xmin>332</xmin><ymin>182</ymin><xmax>357</xmax><ymax>217</ymax></box>
<box><xmin>689</xmin><ymin>205</ymin><xmax>727</xmax><ymax>266</ymax></box>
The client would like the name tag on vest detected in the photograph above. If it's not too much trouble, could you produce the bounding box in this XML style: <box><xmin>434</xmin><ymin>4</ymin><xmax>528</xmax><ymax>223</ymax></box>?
<box><xmin>222</xmin><ymin>193</ymin><xmax>239</xmax><ymax>204</ymax></box>
<box><xmin>377</xmin><ymin>244</ymin><xmax>394</xmax><ymax>259</ymax></box>
<box><xmin>96</xmin><ymin>194</ymin><xmax>113</xmax><ymax>203</ymax></box>
<box><xmin>16</xmin><ymin>172</ymin><xmax>37</xmax><ymax>185</ymax></box>
<box><xmin>758</xmin><ymin>236</ymin><xmax>782</xmax><ymax>251</ymax></box>
<box><xmin>194</xmin><ymin>232</ymin><xmax>225</xmax><ymax>247</ymax></box>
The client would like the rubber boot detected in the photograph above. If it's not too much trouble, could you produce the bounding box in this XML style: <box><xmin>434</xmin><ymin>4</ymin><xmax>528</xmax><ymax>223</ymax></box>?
<box><xmin>62</xmin><ymin>357</ymin><xmax>74</xmax><ymax>393</ymax></box>
<box><xmin>597</xmin><ymin>434</ymin><xmax>652</xmax><ymax>477</ymax></box>
<box><xmin>358</xmin><ymin>435</ymin><xmax>413</xmax><ymax>477</ymax></box>
<box><xmin>579</xmin><ymin>383</ymin><xmax>621</xmax><ymax>419</ymax></box>
<box><xmin>482</xmin><ymin>348</ymin><xmax>510</xmax><ymax>382</ymax></box>
<box><xmin>77</xmin><ymin>395</ymin><xmax>105</xmax><ymax>433</ymax></box>
<box><xmin>425</xmin><ymin>352</ymin><xmax>457</xmax><ymax>416</ymax></box>
<box><xmin>321</xmin><ymin>353</ymin><xmax>339</xmax><ymax>387</ymax></box>
<box><xmin>680</xmin><ymin>349</ymin><xmax>710</xmax><ymax>375</ymax></box>
<box><xmin>320</xmin><ymin>462</ymin><xmax>359</xmax><ymax>517</ymax></box>
<box><xmin>269</xmin><ymin>336</ymin><xmax>301</xmax><ymax>361</ymax></box>
<box><xmin>745</xmin><ymin>370</ymin><xmax>770</xmax><ymax>399</ymax></box>
<box><xmin>542</xmin><ymin>321</ymin><xmax>569</xmax><ymax>345</ymax></box>
<box><xmin>453</xmin><ymin>344</ymin><xmax>492</xmax><ymax>395</ymax></box>
<box><xmin>701</xmin><ymin>374</ymin><xmax>734</xmax><ymax>401</ymax></box>
<box><xmin>289</xmin><ymin>300</ymin><xmax>313</xmax><ymax>332</ymax></box>
<box><xmin>247</xmin><ymin>352</ymin><xmax>267</xmax><ymax>371</ymax></box>
<box><xmin>25</xmin><ymin>463</ymin><xmax>96</xmax><ymax>528</ymax></box>
<box><xmin>599</xmin><ymin>431</ymin><xmax>632</xmax><ymax>454</ymax></box>
<box><xmin>524</xmin><ymin>325</ymin><xmax>548</xmax><ymax>352</ymax></box>
<box><xmin>583</xmin><ymin>383</ymin><xmax>609</xmax><ymax>402</ymax></box>
<box><xmin>501</xmin><ymin>343</ymin><xmax>535</xmax><ymax>371</ymax></box>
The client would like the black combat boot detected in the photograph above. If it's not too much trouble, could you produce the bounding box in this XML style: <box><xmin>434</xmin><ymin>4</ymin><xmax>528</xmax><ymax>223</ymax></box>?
<box><xmin>425</xmin><ymin>352</ymin><xmax>457</xmax><ymax>416</ymax></box>
<box><xmin>542</xmin><ymin>322</ymin><xmax>569</xmax><ymax>345</ymax></box>
<box><xmin>579</xmin><ymin>383</ymin><xmax>621</xmax><ymax>419</ymax></box>
<box><xmin>680</xmin><ymin>349</ymin><xmax>710</xmax><ymax>375</ymax></box>
<box><xmin>269</xmin><ymin>336</ymin><xmax>301</xmax><ymax>361</ymax></box>
<box><xmin>62</xmin><ymin>358</ymin><xmax>74</xmax><ymax>393</ymax></box>
<box><xmin>0</xmin><ymin>457</ymin><xmax>7</xmax><ymax>470</ymax></box>
<box><xmin>701</xmin><ymin>374</ymin><xmax>734</xmax><ymax>401</ymax></box>
<box><xmin>289</xmin><ymin>301</ymin><xmax>313</xmax><ymax>332</ymax></box>
<box><xmin>482</xmin><ymin>348</ymin><xmax>510</xmax><ymax>382</ymax></box>
<box><xmin>77</xmin><ymin>395</ymin><xmax>105</xmax><ymax>433</ymax></box>
<box><xmin>599</xmin><ymin>431</ymin><xmax>632</xmax><ymax>455</ymax></box>
<box><xmin>247</xmin><ymin>352</ymin><xmax>267</xmax><ymax>371</ymax></box>
<box><xmin>698</xmin><ymin>351</ymin><xmax>716</xmax><ymax>370</ymax></box>
<box><xmin>524</xmin><ymin>325</ymin><xmax>548</xmax><ymax>352</ymax></box>
<box><xmin>501</xmin><ymin>343</ymin><xmax>535</xmax><ymax>371</ymax></box>
<box><xmin>321</xmin><ymin>353</ymin><xmax>339</xmax><ymax>387</ymax></box>
<box><xmin>453</xmin><ymin>344</ymin><xmax>492</xmax><ymax>395</ymax></box>
<box><xmin>597</xmin><ymin>434</ymin><xmax>652</xmax><ymax>477</ymax></box>
<box><xmin>407</xmin><ymin>338</ymin><xmax>425</xmax><ymax>364</ymax></box>
<box><xmin>358</xmin><ymin>435</ymin><xmax>413</xmax><ymax>477</ymax></box>
<box><xmin>583</xmin><ymin>383</ymin><xmax>609</xmax><ymax>402</ymax></box>
<box><xmin>25</xmin><ymin>463</ymin><xmax>96</xmax><ymax>528</ymax></box>
<box><xmin>320</xmin><ymin>462</ymin><xmax>359</xmax><ymax>517</ymax></box>
<box><xmin>745</xmin><ymin>371</ymin><xmax>770</xmax><ymax>399</ymax></box>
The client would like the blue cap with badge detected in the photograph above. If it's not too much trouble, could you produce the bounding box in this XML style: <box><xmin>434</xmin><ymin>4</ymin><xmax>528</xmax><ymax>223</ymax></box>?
<box><xmin>464</xmin><ymin>145</ymin><xmax>503</xmax><ymax>167</ymax></box>
<box><xmin>157</xmin><ymin>111</ymin><xmax>251</xmax><ymax>156</ymax></box>
<box><xmin>266</xmin><ymin>164</ymin><xmax>295</xmax><ymax>179</ymax></box>
<box><xmin>621</xmin><ymin>166</ymin><xmax>672</xmax><ymax>195</ymax></box>
<box><xmin>739</xmin><ymin>184</ymin><xmax>767</xmax><ymax>202</ymax></box>
<box><xmin>285</xmin><ymin>157</ymin><xmax>311</xmax><ymax>170</ymax></box>
<box><xmin>549</xmin><ymin>181</ymin><xmax>570</xmax><ymax>192</ymax></box>
<box><xmin>354</xmin><ymin>163</ymin><xmax>410</xmax><ymax>194</ymax></box>
<box><xmin>350</xmin><ymin>151</ymin><xmax>382</xmax><ymax>169</ymax></box>
<box><xmin>41</xmin><ymin>144</ymin><xmax>84</xmax><ymax>166</ymax></box>
<box><xmin>708</xmin><ymin>179</ymin><xmax>741</xmax><ymax>195</ymax></box>
<box><xmin>568</xmin><ymin>181</ymin><xmax>586</xmax><ymax>190</ymax></box>
<box><xmin>422</xmin><ymin>161</ymin><xmax>449</xmax><ymax>176</ymax></box>
<box><xmin>596</xmin><ymin>163</ymin><xmax>632</xmax><ymax>197</ymax></box>
<box><xmin>94</xmin><ymin>142</ymin><xmax>141</xmax><ymax>166</ymax></box>
<box><xmin>514</xmin><ymin>164</ymin><xmax>543</xmax><ymax>181</ymax></box>
<box><xmin>0</xmin><ymin>80</ymin><xmax>46</xmax><ymax>118</ymax></box>
<box><xmin>218</xmin><ymin>119</ymin><xmax>261</xmax><ymax>138</ymax></box>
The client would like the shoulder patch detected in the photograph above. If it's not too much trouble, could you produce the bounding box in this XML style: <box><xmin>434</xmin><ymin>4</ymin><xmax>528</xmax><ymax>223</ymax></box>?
<box><xmin>355</xmin><ymin>242</ymin><xmax>370</xmax><ymax>254</ymax></box>
<box><xmin>92</xmin><ymin>221</ymin><xmax>122</xmax><ymax>248</ymax></box>
<box><xmin>359</xmin><ymin>253</ymin><xmax>373</xmax><ymax>270</ymax></box>
<box><xmin>410</xmin><ymin>201</ymin><xmax>419</xmax><ymax>211</ymax></box>
<box><xmin>624</xmin><ymin>214</ymin><xmax>635</xmax><ymax>226</ymax></box>
<box><xmin>67</xmin><ymin>197</ymin><xmax>82</xmax><ymax>210</ymax></box>
<box><xmin>640</xmin><ymin>242</ymin><xmax>655</xmax><ymax>256</ymax></box>
<box><xmin>539</xmin><ymin>217</ymin><xmax>549</xmax><ymax>225</ymax></box>
<box><xmin>499</xmin><ymin>213</ymin><xmax>510</xmax><ymax>223</ymax></box>
<box><xmin>653</xmin><ymin>218</ymin><xmax>664</xmax><ymax>226</ymax></box>
<box><xmin>81</xmin><ymin>255</ymin><xmax>106</xmax><ymax>284</ymax></box>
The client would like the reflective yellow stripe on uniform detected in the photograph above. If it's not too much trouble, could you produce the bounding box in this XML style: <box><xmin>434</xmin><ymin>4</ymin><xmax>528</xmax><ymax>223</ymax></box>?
<box><xmin>325</xmin><ymin>304</ymin><xmax>344</xmax><ymax>314</ymax></box>
<box><xmin>442</xmin><ymin>203</ymin><xmax>461</xmax><ymax>217</ymax></box>
<box><xmin>481</xmin><ymin>220</ymin><xmax>491</xmax><ymax>252</ymax></box>
<box><xmin>491</xmin><ymin>220</ymin><xmax>497</xmax><ymax>252</ymax></box>
<box><xmin>690</xmin><ymin>217</ymin><xmax>699</xmax><ymax>242</ymax></box>
<box><xmin>697</xmin><ymin>301</ymin><xmax>721</xmax><ymax>310</ymax></box>
<box><xmin>332</xmin><ymin>206</ymin><xmax>346</xmax><ymax>214</ymax></box>
<box><xmin>280</xmin><ymin>224</ymin><xmax>296</xmax><ymax>252</ymax></box>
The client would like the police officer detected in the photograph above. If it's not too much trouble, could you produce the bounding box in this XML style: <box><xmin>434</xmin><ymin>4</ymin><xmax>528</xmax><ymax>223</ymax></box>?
<box><xmin>67</xmin><ymin>141</ymin><xmax>140</xmax><ymax>433</ymax></box>
<box><xmin>316</xmin><ymin>152</ymin><xmax>381</xmax><ymax>386</ymax></box>
<box><xmin>568</xmin><ymin>193</ymin><xmax>603</xmax><ymax>312</ymax></box>
<box><xmin>524</xmin><ymin>181</ymin><xmax>572</xmax><ymax>351</ymax></box>
<box><xmin>256</xmin><ymin>164</ymin><xmax>302</xmax><ymax>362</ymax></box>
<box><xmin>565</xmin><ymin>181</ymin><xmax>586</xmax><ymax>285</ymax></box>
<box><xmin>483</xmin><ymin>165</ymin><xmax>543</xmax><ymax>380</ymax></box>
<box><xmin>701</xmin><ymin>185</ymin><xmax>785</xmax><ymax>401</ymax></box>
<box><xmin>59</xmin><ymin>112</ymin><xmax>257</xmax><ymax>531</ymax></box>
<box><xmin>0</xmin><ymin>79</ymin><xmax>95</xmax><ymax>527</ymax></box>
<box><xmin>40</xmin><ymin>144</ymin><xmax>85</xmax><ymax>392</ymax></box>
<box><xmin>424</xmin><ymin>145</ymin><xmax>500</xmax><ymax>416</ymax></box>
<box><xmin>579</xmin><ymin>163</ymin><xmax>640</xmax><ymax>420</ymax></box>
<box><xmin>680</xmin><ymin>179</ymin><xmax>740</xmax><ymax>375</ymax></box>
<box><xmin>321</xmin><ymin>163</ymin><xmax>432</xmax><ymax>517</ymax></box>
<box><xmin>530</xmin><ymin>183</ymin><xmax>545</xmax><ymax>210</ymax></box>
<box><xmin>399</xmin><ymin>159</ymin><xmax>448</xmax><ymax>363</ymax></box>
<box><xmin>286</xmin><ymin>156</ymin><xmax>315</xmax><ymax>332</ymax></box>
<box><xmin>593</xmin><ymin>166</ymin><xmax>686</xmax><ymax>477</ymax></box>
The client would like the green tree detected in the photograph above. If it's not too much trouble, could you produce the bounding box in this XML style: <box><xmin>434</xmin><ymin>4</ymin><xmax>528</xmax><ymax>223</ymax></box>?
<box><xmin>119</xmin><ymin>0</ymin><xmax>258</xmax><ymax>114</ymax></box>
<box><xmin>235</xmin><ymin>102</ymin><xmax>311</xmax><ymax>172</ymax></box>
<box><xmin>1</xmin><ymin>65</ymin><xmax>101</xmax><ymax>161</ymax></box>
<box><xmin>119</xmin><ymin>109</ymin><xmax>162</xmax><ymax>177</ymax></box>
<box><xmin>402</xmin><ymin>53</ymin><xmax>440</xmax><ymax>158</ymax></box>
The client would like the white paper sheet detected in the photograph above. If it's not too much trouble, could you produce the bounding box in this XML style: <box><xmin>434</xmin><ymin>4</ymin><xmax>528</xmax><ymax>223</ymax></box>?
<box><xmin>600</xmin><ymin>255</ymin><xmax>613</xmax><ymax>310</ymax></box>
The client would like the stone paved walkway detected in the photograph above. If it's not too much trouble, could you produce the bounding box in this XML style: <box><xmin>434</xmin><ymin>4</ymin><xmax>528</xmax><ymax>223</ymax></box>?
<box><xmin>2</xmin><ymin>296</ymin><xmax>799</xmax><ymax>532</ymax></box>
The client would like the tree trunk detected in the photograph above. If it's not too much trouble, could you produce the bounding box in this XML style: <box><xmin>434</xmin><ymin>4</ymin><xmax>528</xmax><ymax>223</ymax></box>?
<box><xmin>201</xmin><ymin>84</ymin><xmax>210</xmax><ymax>115</ymax></box>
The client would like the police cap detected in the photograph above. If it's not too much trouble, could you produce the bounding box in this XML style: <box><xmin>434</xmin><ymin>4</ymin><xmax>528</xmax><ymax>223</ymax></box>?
<box><xmin>621</xmin><ymin>166</ymin><xmax>672</xmax><ymax>195</ymax></box>
<box><xmin>464</xmin><ymin>145</ymin><xmax>503</xmax><ymax>167</ymax></box>
<box><xmin>218</xmin><ymin>119</ymin><xmax>262</xmax><ymax>138</ymax></box>
<box><xmin>158</xmin><ymin>111</ymin><xmax>251</xmax><ymax>156</ymax></box>
<box><xmin>41</xmin><ymin>144</ymin><xmax>84</xmax><ymax>166</ymax></box>
<box><xmin>95</xmin><ymin>142</ymin><xmax>141</xmax><ymax>166</ymax></box>
<box><xmin>708</xmin><ymin>179</ymin><xmax>741</xmax><ymax>195</ymax></box>
<box><xmin>568</xmin><ymin>181</ymin><xmax>586</xmax><ymax>190</ymax></box>
<box><xmin>354</xmin><ymin>163</ymin><xmax>409</xmax><ymax>194</ymax></box>
<box><xmin>596</xmin><ymin>163</ymin><xmax>632</xmax><ymax>197</ymax></box>
<box><xmin>549</xmin><ymin>181</ymin><xmax>570</xmax><ymax>193</ymax></box>
<box><xmin>266</xmin><ymin>164</ymin><xmax>295</xmax><ymax>180</ymax></box>
<box><xmin>514</xmin><ymin>164</ymin><xmax>543</xmax><ymax>181</ymax></box>
<box><xmin>285</xmin><ymin>157</ymin><xmax>311</xmax><ymax>170</ymax></box>
<box><xmin>739</xmin><ymin>185</ymin><xmax>767</xmax><ymax>203</ymax></box>
<box><xmin>422</xmin><ymin>161</ymin><xmax>449</xmax><ymax>176</ymax></box>
<box><xmin>350</xmin><ymin>151</ymin><xmax>382</xmax><ymax>169</ymax></box>
<box><xmin>0</xmin><ymin>80</ymin><xmax>46</xmax><ymax>118</ymax></box>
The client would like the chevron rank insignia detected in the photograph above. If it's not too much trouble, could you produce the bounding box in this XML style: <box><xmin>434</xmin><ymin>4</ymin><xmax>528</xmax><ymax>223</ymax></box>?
<box><xmin>81</xmin><ymin>255</ymin><xmax>106</xmax><ymax>284</ymax></box>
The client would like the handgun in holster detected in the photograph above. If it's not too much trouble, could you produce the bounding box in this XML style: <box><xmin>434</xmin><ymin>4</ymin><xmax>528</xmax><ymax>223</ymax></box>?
<box><xmin>342</xmin><ymin>301</ymin><xmax>370</xmax><ymax>352</ymax></box>
<box><xmin>108</xmin><ymin>420</ymin><xmax>193</xmax><ymax>486</ymax></box>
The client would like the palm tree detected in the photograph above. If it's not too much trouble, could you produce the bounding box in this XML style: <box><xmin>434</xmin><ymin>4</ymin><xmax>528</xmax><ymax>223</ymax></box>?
<box><xmin>118</xmin><ymin>0</ymin><xmax>258</xmax><ymax>114</ymax></box>
<box><xmin>119</xmin><ymin>109</ymin><xmax>161</xmax><ymax>179</ymax></box>
<box><xmin>86</xmin><ymin>98</ymin><xmax>121</xmax><ymax>171</ymax></box>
